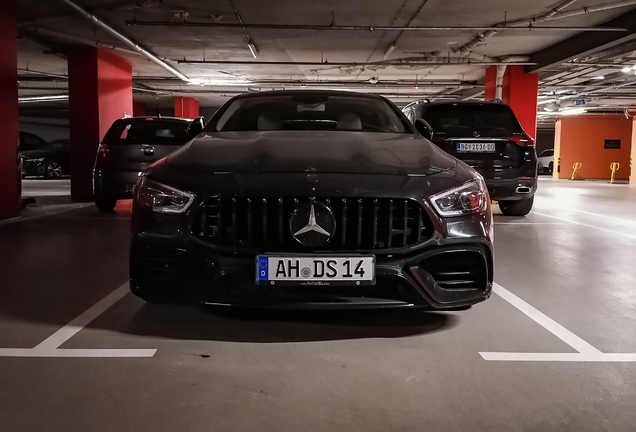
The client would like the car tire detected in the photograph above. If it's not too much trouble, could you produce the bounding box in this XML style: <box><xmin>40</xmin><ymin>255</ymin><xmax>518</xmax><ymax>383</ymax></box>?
<box><xmin>43</xmin><ymin>161</ymin><xmax>63</xmax><ymax>179</ymax></box>
<box><xmin>548</xmin><ymin>161</ymin><xmax>554</xmax><ymax>174</ymax></box>
<box><xmin>95</xmin><ymin>194</ymin><xmax>117</xmax><ymax>212</ymax></box>
<box><xmin>499</xmin><ymin>196</ymin><xmax>534</xmax><ymax>216</ymax></box>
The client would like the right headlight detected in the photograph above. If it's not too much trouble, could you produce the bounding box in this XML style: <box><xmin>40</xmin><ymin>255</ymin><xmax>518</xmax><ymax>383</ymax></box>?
<box><xmin>429</xmin><ymin>178</ymin><xmax>488</xmax><ymax>217</ymax></box>
<box><xmin>136</xmin><ymin>177</ymin><xmax>195</xmax><ymax>214</ymax></box>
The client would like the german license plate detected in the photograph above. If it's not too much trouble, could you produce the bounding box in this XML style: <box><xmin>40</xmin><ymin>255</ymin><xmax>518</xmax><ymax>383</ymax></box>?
<box><xmin>456</xmin><ymin>143</ymin><xmax>496</xmax><ymax>153</ymax></box>
<box><xmin>256</xmin><ymin>256</ymin><xmax>375</xmax><ymax>286</ymax></box>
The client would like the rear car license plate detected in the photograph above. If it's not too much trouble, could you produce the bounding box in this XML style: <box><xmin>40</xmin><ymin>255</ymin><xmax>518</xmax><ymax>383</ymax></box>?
<box><xmin>456</xmin><ymin>143</ymin><xmax>496</xmax><ymax>153</ymax></box>
<box><xmin>256</xmin><ymin>256</ymin><xmax>375</xmax><ymax>286</ymax></box>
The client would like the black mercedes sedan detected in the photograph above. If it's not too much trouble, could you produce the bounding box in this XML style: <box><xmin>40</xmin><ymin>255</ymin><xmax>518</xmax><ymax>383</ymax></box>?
<box><xmin>130</xmin><ymin>90</ymin><xmax>494</xmax><ymax>309</ymax></box>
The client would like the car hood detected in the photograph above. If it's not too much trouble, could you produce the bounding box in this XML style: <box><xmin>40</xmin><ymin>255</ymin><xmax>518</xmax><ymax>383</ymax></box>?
<box><xmin>21</xmin><ymin>149</ymin><xmax>52</xmax><ymax>158</ymax></box>
<box><xmin>166</xmin><ymin>131</ymin><xmax>457</xmax><ymax>176</ymax></box>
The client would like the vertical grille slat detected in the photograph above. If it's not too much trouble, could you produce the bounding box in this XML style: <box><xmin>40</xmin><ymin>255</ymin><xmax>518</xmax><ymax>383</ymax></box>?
<box><xmin>196</xmin><ymin>196</ymin><xmax>432</xmax><ymax>251</ymax></box>
<box><xmin>341</xmin><ymin>198</ymin><xmax>347</xmax><ymax>246</ymax></box>
<box><xmin>246</xmin><ymin>198</ymin><xmax>252</xmax><ymax>246</ymax></box>
<box><xmin>372</xmin><ymin>199</ymin><xmax>378</xmax><ymax>248</ymax></box>
<box><xmin>217</xmin><ymin>197</ymin><xmax>223</xmax><ymax>244</ymax></box>
<box><xmin>357</xmin><ymin>199</ymin><xmax>363</xmax><ymax>249</ymax></box>
<box><xmin>387</xmin><ymin>199</ymin><xmax>394</xmax><ymax>248</ymax></box>
<box><xmin>278</xmin><ymin>198</ymin><xmax>284</xmax><ymax>244</ymax></box>
<box><xmin>402</xmin><ymin>200</ymin><xmax>409</xmax><ymax>247</ymax></box>
<box><xmin>231</xmin><ymin>198</ymin><xmax>237</xmax><ymax>246</ymax></box>
<box><xmin>262</xmin><ymin>198</ymin><xmax>268</xmax><ymax>244</ymax></box>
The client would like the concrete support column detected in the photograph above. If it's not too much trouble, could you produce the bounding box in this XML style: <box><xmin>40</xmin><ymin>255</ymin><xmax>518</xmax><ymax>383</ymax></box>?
<box><xmin>553</xmin><ymin>115</ymin><xmax>632</xmax><ymax>180</ymax></box>
<box><xmin>0</xmin><ymin>1</ymin><xmax>20</xmax><ymax>220</ymax></box>
<box><xmin>174</xmin><ymin>96</ymin><xmax>199</xmax><ymax>119</ymax></box>
<box><xmin>485</xmin><ymin>65</ymin><xmax>539</xmax><ymax>140</ymax></box>
<box><xmin>133</xmin><ymin>101</ymin><xmax>147</xmax><ymax>117</ymax></box>
<box><xmin>68</xmin><ymin>47</ymin><xmax>132</xmax><ymax>201</ymax></box>
<box><xmin>631</xmin><ymin>118</ymin><xmax>636</xmax><ymax>185</ymax></box>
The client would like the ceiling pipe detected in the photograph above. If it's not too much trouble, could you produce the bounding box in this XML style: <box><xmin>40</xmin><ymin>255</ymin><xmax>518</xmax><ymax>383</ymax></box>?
<box><xmin>495</xmin><ymin>65</ymin><xmax>507</xmax><ymax>100</ymax></box>
<box><xmin>177</xmin><ymin>59</ymin><xmax>536</xmax><ymax>66</ymax></box>
<box><xmin>543</xmin><ymin>0</ymin><xmax>636</xmax><ymax>21</ymax></box>
<box><xmin>57</xmin><ymin>0</ymin><xmax>190</xmax><ymax>82</ymax></box>
<box><xmin>456</xmin><ymin>0</ymin><xmax>636</xmax><ymax>58</ymax></box>
<box><xmin>29</xmin><ymin>27</ymin><xmax>140</xmax><ymax>56</ymax></box>
<box><xmin>20</xmin><ymin>0</ymin><xmax>189</xmax><ymax>26</ymax></box>
<box><xmin>125</xmin><ymin>20</ymin><xmax>627</xmax><ymax>32</ymax></box>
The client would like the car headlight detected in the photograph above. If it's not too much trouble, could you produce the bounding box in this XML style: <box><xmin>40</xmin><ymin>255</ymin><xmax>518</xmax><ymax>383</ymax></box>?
<box><xmin>25</xmin><ymin>157</ymin><xmax>45</xmax><ymax>163</ymax></box>
<box><xmin>136</xmin><ymin>177</ymin><xmax>195</xmax><ymax>214</ymax></box>
<box><xmin>430</xmin><ymin>178</ymin><xmax>488</xmax><ymax>217</ymax></box>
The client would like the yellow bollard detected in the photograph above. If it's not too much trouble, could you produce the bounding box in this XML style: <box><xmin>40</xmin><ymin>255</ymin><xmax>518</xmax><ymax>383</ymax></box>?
<box><xmin>570</xmin><ymin>162</ymin><xmax>582</xmax><ymax>180</ymax></box>
<box><xmin>610</xmin><ymin>162</ymin><xmax>620</xmax><ymax>184</ymax></box>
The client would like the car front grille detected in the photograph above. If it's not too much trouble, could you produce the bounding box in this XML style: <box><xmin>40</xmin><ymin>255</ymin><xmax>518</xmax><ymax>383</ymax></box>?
<box><xmin>193</xmin><ymin>196</ymin><xmax>434</xmax><ymax>252</ymax></box>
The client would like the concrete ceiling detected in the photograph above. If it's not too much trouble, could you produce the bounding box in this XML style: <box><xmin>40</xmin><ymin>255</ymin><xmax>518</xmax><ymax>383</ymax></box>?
<box><xmin>14</xmin><ymin>0</ymin><xmax>636</xmax><ymax>124</ymax></box>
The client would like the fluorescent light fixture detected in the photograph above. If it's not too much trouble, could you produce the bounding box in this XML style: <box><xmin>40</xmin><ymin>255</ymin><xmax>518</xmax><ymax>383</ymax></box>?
<box><xmin>187</xmin><ymin>78</ymin><xmax>206</xmax><ymax>85</ymax></box>
<box><xmin>247</xmin><ymin>40</ymin><xmax>259</xmax><ymax>59</ymax></box>
<box><xmin>541</xmin><ymin>107</ymin><xmax>587</xmax><ymax>116</ymax></box>
<box><xmin>186</xmin><ymin>78</ymin><xmax>252</xmax><ymax>86</ymax></box>
<box><xmin>383</xmin><ymin>42</ymin><xmax>397</xmax><ymax>60</ymax></box>
<box><xmin>592</xmin><ymin>75</ymin><xmax>604</xmax><ymax>80</ymax></box>
<box><xmin>18</xmin><ymin>95</ymin><xmax>69</xmax><ymax>103</ymax></box>
<box><xmin>622</xmin><ymin>67</ymin><xmax>632</xmax><ymax>73</ymax></box>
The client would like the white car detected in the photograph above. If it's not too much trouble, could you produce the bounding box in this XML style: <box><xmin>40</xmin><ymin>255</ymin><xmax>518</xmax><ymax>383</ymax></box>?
<box><xmin>537</xmin><ymin>149</ymin><xmax>554</xmax><ymax>174</ymax></box>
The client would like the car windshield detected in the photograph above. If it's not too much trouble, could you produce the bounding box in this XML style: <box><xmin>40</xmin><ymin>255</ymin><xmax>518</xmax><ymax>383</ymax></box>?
<box><xmin>211</xmin><ymin>94</ymin><xmax>407</xmax><ymax>133</ymax></box>
<box><xmin>423</xmin><ymin>104</ymin><xmax>524</xmax><ymax>137</ymax></box>
<box><xmin>104</xmin><ymin>119</ymin><xmax>192</xmax><ymax>145</ymax></box>
<box><xmin>40</xmin><ymin>140</ymin><xmax>69</xmax><ymax>151</ymax></box>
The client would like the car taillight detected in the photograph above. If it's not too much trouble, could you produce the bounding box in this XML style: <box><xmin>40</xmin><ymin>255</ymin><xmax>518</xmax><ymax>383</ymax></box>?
<box><xmin>508</xmin><ymin>136</ymin><xmax>535</xmax><ymax>147</ymax></box>
<box><xmin>97</xmin><ymin>143</ymin><xmax>111</xmax><ymax>161</ymax></box>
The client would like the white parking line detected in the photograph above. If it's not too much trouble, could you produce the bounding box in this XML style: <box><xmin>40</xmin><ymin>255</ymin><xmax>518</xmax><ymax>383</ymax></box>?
<box><xmin>0</xmin><ymin>283</ymin><xmax>156</xmax><ymax>358</ymax></box>
<box><xmin>532</xmin><ymin>211</ymin><xmax>636</xmax><ymax>240</ymax></box>
<box><xmin>481</xmin><ymin>283</ymin><xmax>636</xmax><ymax>362</ymax></box>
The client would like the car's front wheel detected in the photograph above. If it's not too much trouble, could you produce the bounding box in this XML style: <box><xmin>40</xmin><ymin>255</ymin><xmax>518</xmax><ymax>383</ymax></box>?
<box><xmin>548</xmin><ymin>161</ymin><xmax>554</xmax><ymax>174</ymax></box>
<box><xmin>43</xmin><ymin>161</ymin><xmax>62</xmax><ymax>179</ymax></box>
<box><xmin>499</xmin><ymin>196</ymin><xmax>534</xmax><ymax>216</ymax></box>
<box><xmin>95</xmin><ymin>194</ymin><xmax>117</xmax><ymax>212</ymax></box>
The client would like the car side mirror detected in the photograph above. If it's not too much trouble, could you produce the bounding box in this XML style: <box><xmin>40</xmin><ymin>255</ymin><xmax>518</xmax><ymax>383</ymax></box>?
<box><xmin>187</xmin><ymin>116</ymin><xmax>205</xmax><ymax>137</ymax></box>
<box><xmin>414</xmin><ymin>119</ymin><xmax>434</xmax><ymax>140</ymax></box>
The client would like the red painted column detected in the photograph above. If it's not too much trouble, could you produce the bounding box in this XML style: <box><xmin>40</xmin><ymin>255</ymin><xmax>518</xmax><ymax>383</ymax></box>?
<box><xmin>0</xmin><ymin>2</ymin><xmax>20</xmax><ymax>220</ymax></box>
<box><xmin>68</xmin><ymin>47</ymin><xmax>132</xmax><ymax>201</ymax></box>
<box><xmin>133</xmin><ymin>101</ymin><xmax>147</xmax><ymax>117</ymax></box>
<box><xmin>174</xmin><ymin>96</ymin><xmax>199</xmax><ymax>119</ymax></box>
<box><xmin>484</xmin><ymin>66</ymin><xmax>497</xmax><ymax>101</ymax></box>
<box><xmin>501</xmin><ymin>65</ymin><xmax>539</xmax><ymax>140</ymax></box>
<box><xmin>484</xmin><ymin>65</ymin><xmax>539</xmax><ymax>140</ymax></box>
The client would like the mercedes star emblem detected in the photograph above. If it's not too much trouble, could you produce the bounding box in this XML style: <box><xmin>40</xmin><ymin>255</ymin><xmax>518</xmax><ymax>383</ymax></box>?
<box><xmin>290</xmin><ymin>201</ymin><xmax>336</xmax><ymax>247</ymax></box>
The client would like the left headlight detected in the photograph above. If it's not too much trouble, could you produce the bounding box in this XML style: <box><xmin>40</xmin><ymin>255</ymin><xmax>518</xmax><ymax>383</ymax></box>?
<box><xmin>430</xmin><ymin>178</ymin><xmax>488</xmax><ymax>217</ymax></box>
<box><xmin>25</xmin><ymin>157</ymin><xmax>45</xmax><ymax>163</ymax></box>
<box><xmin>136</xmin><ymin>177</ymin><xmax>195</xmax><ymax>214</ymax></box>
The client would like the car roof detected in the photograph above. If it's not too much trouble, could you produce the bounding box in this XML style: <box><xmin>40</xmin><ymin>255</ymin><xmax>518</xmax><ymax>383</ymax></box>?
<box><xmin>120</xmin><ymin>116</ymin><xmax>193</xmax><ymax>122</ymax></box>
<box><xmin>403</xmin><ymin>100</ymin><xmax>506</xmax><ymax>110</ymax></box>
<box><xmin>231</xmin><ymin>89</ymin><xmax>386</xmax><ymax>101</ymax></box>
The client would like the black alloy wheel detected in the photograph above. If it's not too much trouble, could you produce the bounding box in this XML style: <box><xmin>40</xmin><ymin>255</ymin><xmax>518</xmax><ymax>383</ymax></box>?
<box><xmin>499</xmin><ymin>196</ymin><xmax>534</xmax><ymax>216</ymax></box>
<box><xmin>43</xmin><ymin>161</ymin><xmax>62</xmax><ymax>179</ymax></box>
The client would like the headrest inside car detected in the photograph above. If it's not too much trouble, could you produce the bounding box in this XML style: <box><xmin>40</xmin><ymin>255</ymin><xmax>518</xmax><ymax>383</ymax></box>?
<box><xmin>257</xmin><ymin>113</ymin><xmax>282</xmax><ymax>131</ymax></box>
<box><xmin>337</xmin><ymin>113</ymin><xmax>362</xmax><ymax>130</ymax></box>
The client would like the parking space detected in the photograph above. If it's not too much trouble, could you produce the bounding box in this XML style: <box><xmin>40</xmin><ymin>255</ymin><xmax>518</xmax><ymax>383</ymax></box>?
<box><xmin>1</xmin><ymin>178</ymin><xmax>635</xmax><ymax>431</ymax></box>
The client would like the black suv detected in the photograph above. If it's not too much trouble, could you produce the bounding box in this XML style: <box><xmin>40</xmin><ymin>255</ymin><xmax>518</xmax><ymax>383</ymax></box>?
<box><xmin>93</xmin><ymin>116</ymin><xmax>204</xmax><ymax>211</ymax></box>
<box><xmin>403</xmin><ymin>100</ymin><xmax>538</xmax><ymax>216</ymax></box>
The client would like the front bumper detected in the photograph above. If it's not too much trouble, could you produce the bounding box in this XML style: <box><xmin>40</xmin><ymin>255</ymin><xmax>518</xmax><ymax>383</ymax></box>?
<box><xmin>130</xmin><ymin>223</ymin><xmax>494</xmax><ymax>310</ymax></box>
<box><xmin>93</xmin><ymin>169</ymin><xmax>140</xmax><ymax>199</ymax></box>
<box><xmin>22</xmin><ymin>160</ymin><xmax>44</xmax><ymax>177</ymax></box>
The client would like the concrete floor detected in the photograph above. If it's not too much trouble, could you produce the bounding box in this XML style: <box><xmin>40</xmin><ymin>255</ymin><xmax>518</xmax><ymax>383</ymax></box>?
<box><xmin>1</xmin><ymin>177</ymin><xmax>635</xmax><ymax>431</ymax></box>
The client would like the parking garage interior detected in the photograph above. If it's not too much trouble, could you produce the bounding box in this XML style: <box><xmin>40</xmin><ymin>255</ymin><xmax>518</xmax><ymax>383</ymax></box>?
<box><xmin>2</xmin><ymin>0</ymin><xmax>636</xmax><ymax>430</ymax></box>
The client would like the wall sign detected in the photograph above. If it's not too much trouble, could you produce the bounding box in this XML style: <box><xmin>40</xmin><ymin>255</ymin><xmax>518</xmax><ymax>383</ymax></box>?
<box><xmin>604</xmin><ymin>139</ymin><xmax>621</xmax><ymax>149</ymax></box>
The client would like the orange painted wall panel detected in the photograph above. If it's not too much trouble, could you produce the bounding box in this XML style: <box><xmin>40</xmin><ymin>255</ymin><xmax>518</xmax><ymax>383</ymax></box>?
<box><xmin>554</xmin><ymin>115</ymin><xmax>633</xmax><ymax>180</ymax></box>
